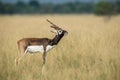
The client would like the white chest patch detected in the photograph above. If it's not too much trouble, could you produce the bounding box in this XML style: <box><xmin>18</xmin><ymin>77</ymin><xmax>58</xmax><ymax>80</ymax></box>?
<box><xmin>46</xmin><ymin>45</ymin><xmax>55</xmax><ymax>52</ymax></box>
<box><xmin>26</xmin><ymin>45</ymin><xmax>55</xmax><ymax>54</ymax></box>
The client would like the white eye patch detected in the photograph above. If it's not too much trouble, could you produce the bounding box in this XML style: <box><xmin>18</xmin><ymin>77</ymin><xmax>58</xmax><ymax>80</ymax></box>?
<box><xmin>58</xmin><ymin>30</ymin><xmax>63</xmax><ymax>34</ymax></box>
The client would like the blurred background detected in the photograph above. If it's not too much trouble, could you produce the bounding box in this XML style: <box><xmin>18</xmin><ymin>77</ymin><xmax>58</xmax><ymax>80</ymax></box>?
<box><xmin>0</xmin><ymin>0</ymin><xmax>120</xmax><ymax>15</ymax></box>
<box><xmin>0</xmin><ymin>0</ymin><xmax>120</xmax><ymax>80</ymax></box>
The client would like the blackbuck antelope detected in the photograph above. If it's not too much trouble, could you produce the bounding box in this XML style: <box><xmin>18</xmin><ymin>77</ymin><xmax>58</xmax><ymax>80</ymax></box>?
<box><xmin>15</xmin><ymin>19</ymin><xmax>68</xmax><ymax>65</ymax></box>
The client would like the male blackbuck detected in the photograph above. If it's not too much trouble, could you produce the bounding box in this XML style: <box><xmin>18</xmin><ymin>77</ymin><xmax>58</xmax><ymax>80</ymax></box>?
<box><xmin>15</xmin><ymin>19</ymin><xmax>68</xmax><ymax>65</ymax></box>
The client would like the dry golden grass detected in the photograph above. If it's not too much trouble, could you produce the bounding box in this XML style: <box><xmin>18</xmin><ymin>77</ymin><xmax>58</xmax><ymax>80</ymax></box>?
<box><xmin>0</xmin><ymin>15</ymin><xmax>120</xmax><ymax>80</ymax></box>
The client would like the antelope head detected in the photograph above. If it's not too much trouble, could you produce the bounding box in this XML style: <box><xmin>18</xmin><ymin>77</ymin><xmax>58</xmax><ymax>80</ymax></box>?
<box><xmin>47</xmin><ymin>19</ymin><xmax>68</xmax><ymax>36</ymax></box>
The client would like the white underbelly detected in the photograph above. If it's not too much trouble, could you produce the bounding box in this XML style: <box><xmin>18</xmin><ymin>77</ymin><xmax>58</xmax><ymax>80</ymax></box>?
<box><xmin>26</xmin><ymin>45</ymin><xmax>55</xmax><ymax>54</ymax></box>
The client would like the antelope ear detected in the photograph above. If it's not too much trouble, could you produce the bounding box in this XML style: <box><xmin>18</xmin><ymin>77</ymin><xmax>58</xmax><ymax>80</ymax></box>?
<box><xmin>50</xmin><ymin>26</ymin><xmax>56</xmax><ymax>29</ymax></box>
<box><xmin>50</xmin><ymin>30</ymin><xmax>58</xmax><ymax>34</ymax></box>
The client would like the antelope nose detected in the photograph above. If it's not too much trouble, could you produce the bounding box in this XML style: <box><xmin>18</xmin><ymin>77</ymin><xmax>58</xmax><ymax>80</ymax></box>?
<box><xmin>64</xmin><ymin>31</ymin><xmax>68</xmax><ymax>36</ymax></box>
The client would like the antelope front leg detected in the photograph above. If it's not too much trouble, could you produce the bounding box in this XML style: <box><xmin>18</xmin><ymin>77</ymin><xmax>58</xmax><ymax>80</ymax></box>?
<box><xmin>41</xmin><ymin>50</ymin><xmax>47</xmax><ymax>76</ymax></box>
<box><xmin>42</xmin><ymin>52</ymin><xmax>46</xmax><ymax>65</ymax></box>
<box><xmin>42</xmin><ymin>46</ymin><xmax>47</xmax><ymax>65</ymax></box>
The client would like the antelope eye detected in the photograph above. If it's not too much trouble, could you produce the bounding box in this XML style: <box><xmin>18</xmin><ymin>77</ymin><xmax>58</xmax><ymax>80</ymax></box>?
<box><xmin>58</xmin><ymin>30</ymin><xmax>62</xmax><ymax>34</ymax></box>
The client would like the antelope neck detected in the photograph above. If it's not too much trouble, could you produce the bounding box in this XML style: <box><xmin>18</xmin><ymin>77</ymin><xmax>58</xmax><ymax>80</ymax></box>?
<box><xmin>50</xmin><ymin>34</ymin><xmax>64</xmax><ymax>45</ymax></box>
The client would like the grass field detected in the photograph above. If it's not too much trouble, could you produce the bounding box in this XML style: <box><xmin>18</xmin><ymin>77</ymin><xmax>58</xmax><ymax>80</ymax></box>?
<box><xmin>0</xmin><ymin>15</ymin><xmax>120</xmax><ymax>80</ymax></box>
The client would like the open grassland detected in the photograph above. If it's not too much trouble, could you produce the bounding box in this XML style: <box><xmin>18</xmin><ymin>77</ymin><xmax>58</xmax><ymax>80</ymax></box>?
<box><xmin>0</xmin><ymin>15</ymin><xmax>120</xmax><ymax>80</ymax></box>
